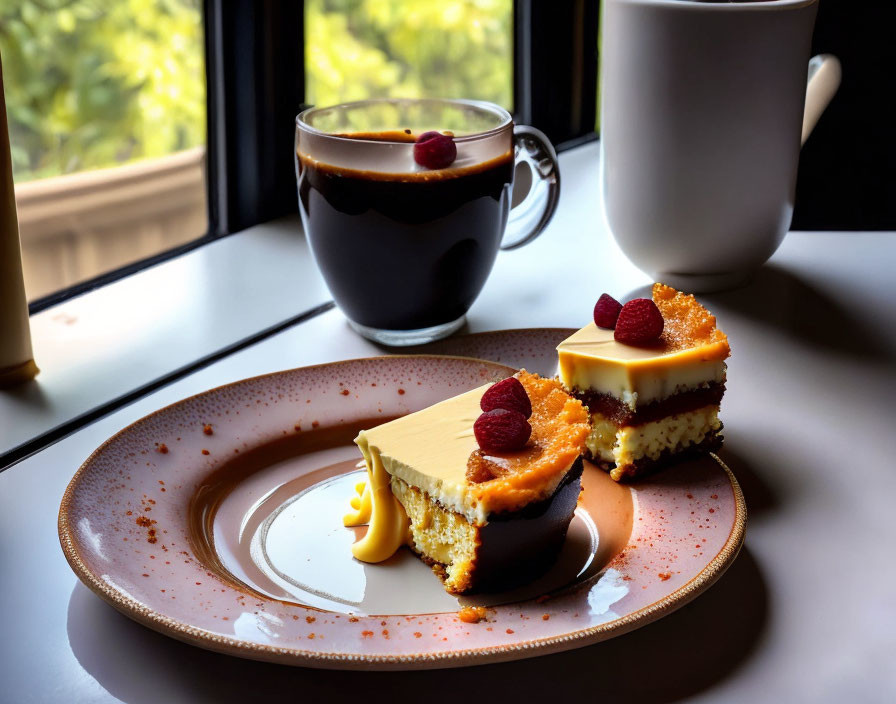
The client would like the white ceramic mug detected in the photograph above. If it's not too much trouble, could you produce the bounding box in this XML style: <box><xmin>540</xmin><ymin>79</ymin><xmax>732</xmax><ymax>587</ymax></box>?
<box><xmin>599</xmin><ymin>0</ymin><xmax>841</xmax><ymax>292</ymax></box>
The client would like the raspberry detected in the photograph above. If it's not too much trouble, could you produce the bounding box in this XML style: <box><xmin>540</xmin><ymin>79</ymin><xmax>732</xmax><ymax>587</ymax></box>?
<box><xmin>474</xmin><ymin>408</ymin><xmax>531</xmax><ymax>453</ymax></box>
<box><xmin>593</xmin><ymin>293</ymin><xmax>623</xmax><ymax>329</ymax></box>
<box><xmin>480</xmin><ymin>377</ymin><xmax>532</xmax><ymax>418</ymax></box>
<box><xmin>413</xmin><ymin>131</ymin><xmax>456</xmax><ymax>169</ymax></box>
<box><xmin>614</xmin><ymin>298</ymin><xmax>664</xmax><ymax>345</ymax></box>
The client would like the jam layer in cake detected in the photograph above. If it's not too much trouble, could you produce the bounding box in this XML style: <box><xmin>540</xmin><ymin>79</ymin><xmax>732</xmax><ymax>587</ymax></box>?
<box><xmin>344</xmin><ymin>371</ymin><xmax>590</xmax><ymax>593</ymax></box>
<box><xmin>558</xmin><ymin>283</ymin><xmax>730</xmax><ymax>481</ymax></box>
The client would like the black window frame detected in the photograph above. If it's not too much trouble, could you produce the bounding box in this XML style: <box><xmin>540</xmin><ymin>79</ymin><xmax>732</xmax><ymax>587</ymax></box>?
<box><xmin>27</xmin><ymin>0</ymin><xmax>600</xmax><ymax>315</ymax></box>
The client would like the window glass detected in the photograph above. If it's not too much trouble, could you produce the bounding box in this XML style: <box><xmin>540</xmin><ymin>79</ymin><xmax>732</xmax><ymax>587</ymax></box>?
<box><xmin>305</xmin><ymin>0</ymin><xmax>513</xmax><ymax>110</ymax></box>
<box><xmin>0</xmin><ymin>0</ymin><xmax>207</xmax><ymax>300</ymax></box>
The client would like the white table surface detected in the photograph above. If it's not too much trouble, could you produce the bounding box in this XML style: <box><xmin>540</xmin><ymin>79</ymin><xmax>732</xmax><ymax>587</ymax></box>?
<box><xmin>1</xmin><ymin>142</ymin><xmax>894</xmax><ymax>703</ymax></box>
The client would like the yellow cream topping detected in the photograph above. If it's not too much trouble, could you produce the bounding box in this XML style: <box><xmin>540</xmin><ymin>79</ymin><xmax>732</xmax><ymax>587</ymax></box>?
<box><xmin>344</xmin><ymin>435</ymin><xmax>410</xmax><ymax>562</ymax></box>
<box><xmin>557</xmin><ymin>323</ymin><xmax>728</xmax><ymax>407</ymax></box>
<box><xmin>343</xmin><ymin>384</ymin><xmax>490</xmax><ymax>563</ymax></box>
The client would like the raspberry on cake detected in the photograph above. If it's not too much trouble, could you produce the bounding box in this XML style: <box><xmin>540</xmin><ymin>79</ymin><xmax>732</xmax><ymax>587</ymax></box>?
<box><xmin>557</xmin><ymin>283</ymin><xmax>730</xmax><ymax>481</ymax></box>
<box><xmin>343</xmin><ymin>371</ymin><xmax>590</xmax><ymax>594</ymax></box>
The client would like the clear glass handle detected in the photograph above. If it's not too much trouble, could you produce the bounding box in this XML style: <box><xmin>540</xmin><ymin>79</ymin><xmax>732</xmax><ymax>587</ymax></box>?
<box><xmin>500</xmin><ymin>125</ymin><xmax>561</xmax><ymax>251</ymax></box>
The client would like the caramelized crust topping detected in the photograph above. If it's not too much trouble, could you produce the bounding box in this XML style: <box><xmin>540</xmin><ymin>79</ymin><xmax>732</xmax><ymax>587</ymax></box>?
<box><xmin>465</xmin><ymin>371</ymin><xmax>590</xmax><ymax>513</ymax></box>
<box><xmin>653</xmin><ymin>283</ymin><xmax>729</xmax><ymax>354</ymax></box>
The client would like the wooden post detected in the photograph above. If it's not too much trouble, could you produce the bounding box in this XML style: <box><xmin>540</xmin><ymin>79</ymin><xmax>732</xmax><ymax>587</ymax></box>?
<box><xmin>0</xmin><ymin>52</ymin><xmax>38</xmax><ymax>387</ymax></box>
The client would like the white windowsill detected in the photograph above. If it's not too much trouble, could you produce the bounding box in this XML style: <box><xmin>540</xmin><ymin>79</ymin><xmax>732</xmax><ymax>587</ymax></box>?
<box><xmin>0</xmin><ymin>214</ymin><xmax>330</xmax><ymax>461</ymax></box>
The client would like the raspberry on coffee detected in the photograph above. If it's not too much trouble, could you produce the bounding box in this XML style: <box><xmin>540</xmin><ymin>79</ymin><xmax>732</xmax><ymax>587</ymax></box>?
<box><xmin>413</xmin><ymin>131</ymin><xmax>457</xmax><ymax>170</ymax></box>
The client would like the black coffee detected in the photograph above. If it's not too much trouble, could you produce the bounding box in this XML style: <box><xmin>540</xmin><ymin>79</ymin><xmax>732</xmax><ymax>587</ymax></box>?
<box><xmin>297</xmin><ymin>132</ymin><xmax>514</xmax><ymax>331</ymax></box>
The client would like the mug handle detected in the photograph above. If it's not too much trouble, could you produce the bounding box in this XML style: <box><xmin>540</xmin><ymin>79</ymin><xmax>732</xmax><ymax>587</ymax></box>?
<box><xmin>802</xmin><ymin>54</ymin><xmax>842</xmax><ymax>146</ymax></box>
<box><xmin>500</xmin><ymin>125</ymin><xmax>561</xmax><ymax>251</ymax></box>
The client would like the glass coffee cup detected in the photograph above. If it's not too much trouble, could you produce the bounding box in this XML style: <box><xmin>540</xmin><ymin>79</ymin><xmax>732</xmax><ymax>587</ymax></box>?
<box><xmin>295</xmin><ymin>98</ymin><xmax>559</xmax><ymax>346</ymax></box>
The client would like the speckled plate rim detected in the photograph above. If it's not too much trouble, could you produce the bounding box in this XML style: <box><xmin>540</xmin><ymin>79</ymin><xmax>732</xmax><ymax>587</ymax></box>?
<box><xmin>59</xmin><ymin>349</ymin><xmax>746</xmax><ymax>671</ymax></box>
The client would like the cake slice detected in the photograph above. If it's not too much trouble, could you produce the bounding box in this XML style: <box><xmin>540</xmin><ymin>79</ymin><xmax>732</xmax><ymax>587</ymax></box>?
<box><xmin>344</xmin><ymin>371</ymin><xmax>590</xmax><ymax>594</ymax></box>
<box><xmin>557</xmin><ymin>283</ymin><xmax>730</xmax><ymax>481</ymax></box>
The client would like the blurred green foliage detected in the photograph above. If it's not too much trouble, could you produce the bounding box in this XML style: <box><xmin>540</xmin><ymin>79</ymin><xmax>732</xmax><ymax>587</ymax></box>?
<box><xmin>306</xmin><ymin>0</ymin><xmax>512</xmax><ymax>108</ymax></box>
<box><xmin>0</xmin><ymin>0</ymin><xmax>205</xmax><ymax>183</ymax></box>
<box><xmin>0</xmin><ymin>0</ymin><xmax>512</xmax><ymax>184</ymax></box>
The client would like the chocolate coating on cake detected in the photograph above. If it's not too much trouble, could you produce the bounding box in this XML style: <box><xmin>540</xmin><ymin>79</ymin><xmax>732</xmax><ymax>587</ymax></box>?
<box><xmin>463</xmin><ymin>456</ymin><xmax>585</xmax><ymax>593</ymax></box>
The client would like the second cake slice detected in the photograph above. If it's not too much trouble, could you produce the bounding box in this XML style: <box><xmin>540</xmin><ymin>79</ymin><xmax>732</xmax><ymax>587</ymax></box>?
<box><xmin>557</xmin><ymin>283</ymin><xmax>730</xmax><ymax>481</ymax></box>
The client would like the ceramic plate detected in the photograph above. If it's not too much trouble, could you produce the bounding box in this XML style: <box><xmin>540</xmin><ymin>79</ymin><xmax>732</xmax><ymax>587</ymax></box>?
<box><xmin>59</xmin><ymin>337</ymin><xmax>745</xmax><ymax>670</ymax></box>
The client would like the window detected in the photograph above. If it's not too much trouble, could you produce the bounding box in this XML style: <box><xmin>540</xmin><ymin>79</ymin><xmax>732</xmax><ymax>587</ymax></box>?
<box><xmin>305</xmin><ymin>0</ymin><xmax>513</xmax><ymax>110</ymax></box>
<box><xmin>4</xmin><ymin>0</ymin><xmax>598</xmax><ymax>307</ymax></box>
<box><xmin>0</xmin><ymin>0</ymin><xmax>600</xmax><ymax>467</ymax></box>
<box><xmin>0</xmin><ymin>0</ymin><xmax>207</xmax><ymax>301</ymax></box>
